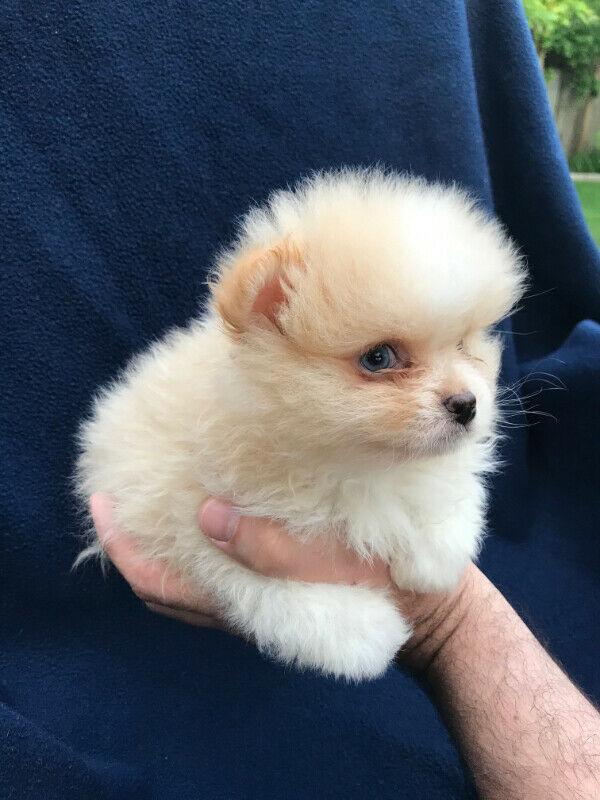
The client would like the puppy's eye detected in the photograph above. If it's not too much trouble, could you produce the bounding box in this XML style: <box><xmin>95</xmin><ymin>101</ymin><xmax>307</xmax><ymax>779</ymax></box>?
<box><xmin>457</xmin><ymin>339</ymin><xmax>465</xmax><ymax>351</ymax></box>
<box><xmin>359</xmin><ymin>344</ymin><xmax>398</xmax><ymax>372</ymax></box>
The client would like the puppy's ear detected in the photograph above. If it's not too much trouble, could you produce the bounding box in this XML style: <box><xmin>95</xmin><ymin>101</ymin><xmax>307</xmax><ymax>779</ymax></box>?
<box><xmin>212</xmin><ymin>239</ymin><xmax>302</xmax><ymax>336</ymax></box>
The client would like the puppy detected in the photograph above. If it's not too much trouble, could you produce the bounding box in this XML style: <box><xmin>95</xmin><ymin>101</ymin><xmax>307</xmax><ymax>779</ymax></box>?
<box><xmin>76</xmin><ymin>168</ymin><xmax>525</xmax><ymax>680</ymax></box>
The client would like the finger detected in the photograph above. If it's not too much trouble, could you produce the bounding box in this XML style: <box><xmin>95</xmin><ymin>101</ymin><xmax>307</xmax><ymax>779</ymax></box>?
<box><xmin>198</xmin><ymin>498</ymin><xmax>390</xmax><ymax>587</ymax></box>
<box><xmin>90</xmin><ymin>494</ymin><xmax>218</xmax><ymax>614</ymax></box>
<box><xmin>89</xmin><ymin>493</ymin><xmax>117</xmax><ymax>543</ymax></box>
<box><xmin>145</xmin><ymin>602</ymin><xmax>225</xmax><ymax>629</ymax></box>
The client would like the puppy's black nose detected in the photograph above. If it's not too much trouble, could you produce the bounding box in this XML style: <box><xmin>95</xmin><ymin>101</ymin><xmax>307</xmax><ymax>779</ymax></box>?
<box><xmin>443</xmin><ymin>392</ymin><xmax>476</xmax><ymax>426</ymax></box>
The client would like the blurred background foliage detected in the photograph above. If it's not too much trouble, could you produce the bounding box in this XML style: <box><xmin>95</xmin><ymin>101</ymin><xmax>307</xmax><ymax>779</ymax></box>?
<box><xmin>524</xmin><ymin>1</ymin><xmax>600</xmax><ymax>241</ymax></box>
<box><xmin>524</xmin><ymin>0</ymin><xmax>600</xmax><ymax>97</ymax></box>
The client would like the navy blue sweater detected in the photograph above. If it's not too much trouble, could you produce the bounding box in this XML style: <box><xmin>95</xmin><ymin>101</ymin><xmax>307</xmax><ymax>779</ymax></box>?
<box><xmin>1</xmin><ymin>2</ymin><xmax>598</xmax><ymax>798</ymax></box>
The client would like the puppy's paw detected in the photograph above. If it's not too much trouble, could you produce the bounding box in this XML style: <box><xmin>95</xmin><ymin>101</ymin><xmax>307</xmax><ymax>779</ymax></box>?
<box><xmin>249</xmin><ymin>581</ymin><xmax>411</xmax><ymax>681</ymax></box>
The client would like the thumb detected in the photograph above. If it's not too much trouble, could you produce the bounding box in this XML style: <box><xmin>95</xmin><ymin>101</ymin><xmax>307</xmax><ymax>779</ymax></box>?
<box><xmin>198</xmin><ymin>498</ymin><xmax>242</xmax><ymax>544</ymax></box>
<box><xmin>198</xmin><ymin>498</ymin><xmax>285</xmax><ymax>576</ymax></box>
<box><xmin>197</xmin><ymin>497</ymin><xmax>390</xmax><ymax>587</ymax></box>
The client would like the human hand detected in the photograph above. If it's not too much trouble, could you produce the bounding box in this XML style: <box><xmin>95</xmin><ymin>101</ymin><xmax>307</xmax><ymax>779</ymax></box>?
<box><xmin>90</xmin><ymin>493</ymin><xmax>475</xmax><ymax>675</ymax></box>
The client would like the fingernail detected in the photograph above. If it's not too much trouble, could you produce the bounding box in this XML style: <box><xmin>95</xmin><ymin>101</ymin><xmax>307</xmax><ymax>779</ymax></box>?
<box><xmin>199</xmin><ymin>498</ymin><xmax>240</xmax><ymax>542</ymax></box>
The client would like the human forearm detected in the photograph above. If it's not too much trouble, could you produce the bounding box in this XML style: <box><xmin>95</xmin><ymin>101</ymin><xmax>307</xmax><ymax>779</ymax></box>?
<box><xmin>411</xmin><ymin>566</ymin><xmax>600</xmax><ymax>800</ymax></box>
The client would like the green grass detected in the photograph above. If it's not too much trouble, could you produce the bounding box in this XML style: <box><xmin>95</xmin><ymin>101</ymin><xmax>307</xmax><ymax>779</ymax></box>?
<box><xmin>574</xmin><ymin>181</ymin><xmax>600</xmax><ymax>246</ymax></box>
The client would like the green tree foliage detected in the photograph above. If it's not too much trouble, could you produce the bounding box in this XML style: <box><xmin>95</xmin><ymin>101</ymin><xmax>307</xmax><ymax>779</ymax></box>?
<box><xmin>523</xmin><ymin>0</ymin><xmax>600</xmax><ymax>96</ymax></box>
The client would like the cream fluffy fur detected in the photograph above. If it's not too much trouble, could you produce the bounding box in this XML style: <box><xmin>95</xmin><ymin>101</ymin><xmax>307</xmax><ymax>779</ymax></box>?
<box><xmin>76</xmin><ymin>168</ymin><xmax>525</xmax><ymax>680</ymax></box>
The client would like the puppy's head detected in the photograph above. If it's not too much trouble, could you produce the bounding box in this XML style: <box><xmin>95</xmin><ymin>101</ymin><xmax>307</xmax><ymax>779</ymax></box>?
<box><xmin>212</xmin><ymin>170</ymin><xmax>525</xmax><ymax>459</ymax></box>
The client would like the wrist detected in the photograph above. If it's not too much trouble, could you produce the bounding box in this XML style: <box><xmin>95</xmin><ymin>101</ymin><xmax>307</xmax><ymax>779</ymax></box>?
<box><xmin>395</xmin><ymin>563</ymin><xmax>483</xmax><ymax>677</ymax></box>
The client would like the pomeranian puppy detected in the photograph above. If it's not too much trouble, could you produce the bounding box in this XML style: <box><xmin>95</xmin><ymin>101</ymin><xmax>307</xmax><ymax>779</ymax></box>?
<box><xmin>76</xmin><ymin>168</ymin><xmax>525</xmax><ymax>680</ymax></box>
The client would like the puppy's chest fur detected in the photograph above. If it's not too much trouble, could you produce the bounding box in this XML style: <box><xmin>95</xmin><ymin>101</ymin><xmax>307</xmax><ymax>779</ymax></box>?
<box><xmin>199</xmin><ymin>445</ymin><xmax>486</xmax><ymax>575</ymax></box>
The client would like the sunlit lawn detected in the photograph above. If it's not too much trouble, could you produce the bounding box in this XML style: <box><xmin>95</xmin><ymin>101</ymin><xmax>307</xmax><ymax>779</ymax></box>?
<box><xmin>574</xmin><ymin>180</ymin><xmax>600</xmax><ymax>246</ymax></box>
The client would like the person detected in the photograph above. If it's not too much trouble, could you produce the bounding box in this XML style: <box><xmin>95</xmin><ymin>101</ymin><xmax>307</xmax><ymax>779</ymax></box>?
<box><xmin>91</xmin><ymin>493</ymin><xmax>600</xmax><ymax>800</ymax></box>
<box><xmin>3</xmin><ymin>2</ymin><xmax>599</xmax><ymax>798</ymax></box>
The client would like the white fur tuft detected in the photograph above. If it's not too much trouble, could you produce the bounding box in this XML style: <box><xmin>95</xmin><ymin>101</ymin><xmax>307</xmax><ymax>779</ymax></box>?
<box><xmin>221</xmin><ymin>576</ymin><xmax>410</xmax><ymax>680</ymax></box>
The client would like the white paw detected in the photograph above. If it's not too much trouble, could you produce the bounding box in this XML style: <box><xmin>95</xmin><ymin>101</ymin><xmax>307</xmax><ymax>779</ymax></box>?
<box><xmin>248</xmin><ymin>581</ymin><xmax>411</xmax><ymax>681</ymax></box>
